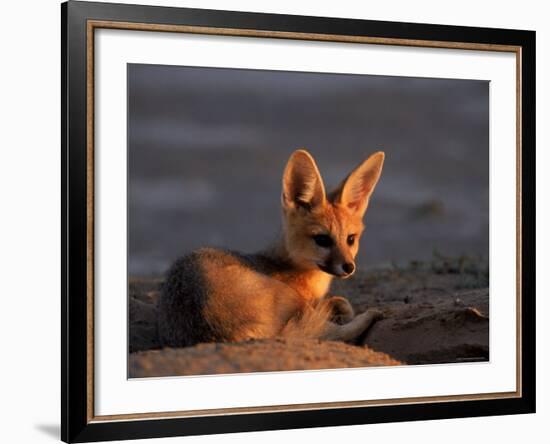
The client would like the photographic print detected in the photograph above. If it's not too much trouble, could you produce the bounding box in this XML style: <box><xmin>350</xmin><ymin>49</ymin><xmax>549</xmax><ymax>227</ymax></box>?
<box><xmin>127</xmin><ymin>64</ymin><xmax>490</xmax><ymax>378</ymax></box>
<box><xmin>63</xmin><ymin>3</ymin><xmax>535</xmax><ymax>440</ymax></box>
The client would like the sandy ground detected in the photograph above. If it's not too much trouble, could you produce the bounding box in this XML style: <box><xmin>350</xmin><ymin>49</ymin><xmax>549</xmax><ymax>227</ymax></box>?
<box><xmin>130</xmin><ymin>339</ymin><xmax>401</xmax><ymax>377</ymax></box>
<box><xmin>129</xmin><ymin>255</ymin><xmax>488</xmax><ymax>377</ymax></box>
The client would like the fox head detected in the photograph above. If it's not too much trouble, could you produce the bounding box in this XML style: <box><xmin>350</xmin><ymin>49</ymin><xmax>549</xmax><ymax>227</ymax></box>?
<box><xmin>281</xmin><ymin>149</ymin><xmax>385</xmax><ymax>278</ymax></box>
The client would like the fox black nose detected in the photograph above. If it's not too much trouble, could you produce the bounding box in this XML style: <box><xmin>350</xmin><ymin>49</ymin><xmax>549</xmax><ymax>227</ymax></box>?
<box><xmin>342</xmin><ymin>262</ymin><xmax>355</xmax><ymax>275</ymax></box>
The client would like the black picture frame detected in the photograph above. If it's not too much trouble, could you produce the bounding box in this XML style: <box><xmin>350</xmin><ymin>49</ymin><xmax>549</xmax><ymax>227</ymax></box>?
<box><xmin>62</xmin><ymin>1</ymin><xmax>536</xmax><ymax>442</ymax></box>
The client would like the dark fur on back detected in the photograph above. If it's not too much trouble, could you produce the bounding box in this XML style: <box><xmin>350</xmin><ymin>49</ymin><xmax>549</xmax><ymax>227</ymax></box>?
<box><xmin>227</xmin><ymin>249</ymin><xmax>295</xmax><ymax>276</ymax></box>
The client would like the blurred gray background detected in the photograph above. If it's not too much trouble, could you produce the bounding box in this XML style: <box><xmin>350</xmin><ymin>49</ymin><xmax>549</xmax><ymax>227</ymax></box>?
<box><xmin>128</xmin><ymin>64</ymin><xmax>489</xmax><ymax>277</ymax></box>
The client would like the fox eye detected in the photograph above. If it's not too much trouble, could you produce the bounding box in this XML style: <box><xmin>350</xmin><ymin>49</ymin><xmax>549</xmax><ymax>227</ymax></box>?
<box><xmin>347</xmin><ymin>234</ymin><xmax>356</xmax><ymax>245</ymax></box>
<box><xmin>312</xmin><ymin>234</ymin><xmax>333</xmax><ymax>248</ymax></box>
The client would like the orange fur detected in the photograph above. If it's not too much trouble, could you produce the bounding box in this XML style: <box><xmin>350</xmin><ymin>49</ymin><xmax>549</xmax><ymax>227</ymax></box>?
<box><xmin>158</xmin><ymin>149</ymin><xmax>385</xmax><ymax>347</ymax></box>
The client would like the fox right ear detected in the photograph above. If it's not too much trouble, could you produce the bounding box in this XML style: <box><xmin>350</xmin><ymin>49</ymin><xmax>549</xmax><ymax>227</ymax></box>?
<box><xmin>332</xmin><ymin>151</ymin><xmax>385</xmax><ymax>217</ymax></box>
<box><xmin>282</xmin><ymin>149</ymin><xmax>326</xmax><ymax>211</ymax></box>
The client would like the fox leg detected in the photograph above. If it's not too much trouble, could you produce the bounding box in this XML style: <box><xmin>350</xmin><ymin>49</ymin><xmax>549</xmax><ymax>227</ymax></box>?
<box><xmin>325</xmin><ymin>296</ymin><xmax>355</xmax><ymax>324</ymax></box>
<box><xmin>321</xmin><ymin>308</ymin><xmax>383</xmax><ymax>342</ymax></box>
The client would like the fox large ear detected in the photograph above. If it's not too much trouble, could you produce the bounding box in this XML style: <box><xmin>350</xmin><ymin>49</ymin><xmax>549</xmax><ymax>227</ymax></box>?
<box><xmin>333</xmin><ymin>151</ymin><xmax>385</xmax><ymax>217</ymax></box>
<box><xmin>282</xmin><ymin>149</ymin><xmax>326</xmax><ymax>211</ymax></box>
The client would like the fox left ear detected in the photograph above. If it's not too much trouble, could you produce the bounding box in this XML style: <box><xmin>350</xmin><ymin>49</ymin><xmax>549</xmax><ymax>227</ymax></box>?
<box><xmin>332</xmin><ymin>151</ymin><xmax>385</xmax><ymax>217</ymax></box>
<box><xmin>282</xmin><ymin>149</ymin><xmax>326</xmax><ymax>211</ymax></box>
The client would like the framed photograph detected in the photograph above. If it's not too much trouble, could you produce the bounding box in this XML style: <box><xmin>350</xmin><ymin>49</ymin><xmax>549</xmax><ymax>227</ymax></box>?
<box><xmin>61</xmin><ymin>1</ymin><xmax>536</xmax><ymax>442</ymax></box>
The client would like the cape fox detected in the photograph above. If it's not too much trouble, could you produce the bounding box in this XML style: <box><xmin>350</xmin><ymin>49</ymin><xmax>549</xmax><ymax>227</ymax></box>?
<box><xmin>158</xmin><ymin>149</ymin><xmax>385</xmax><ymax>347</ymax></box>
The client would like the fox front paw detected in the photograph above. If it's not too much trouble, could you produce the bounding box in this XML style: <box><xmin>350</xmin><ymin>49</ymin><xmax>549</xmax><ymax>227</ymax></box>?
<box><xmin>353</xmin><ymin>308</ymin><xmax>383</xmax><ymax>337</ymax></box>
<box><xmin>327</xmin><ymin>296</ymin><xmax>355</xmax><ymax>324</ymax></box>
<box><xmin>364</xmin><ymin>308</ymin><xmax>384</xmax><ymax>321</ymax></box>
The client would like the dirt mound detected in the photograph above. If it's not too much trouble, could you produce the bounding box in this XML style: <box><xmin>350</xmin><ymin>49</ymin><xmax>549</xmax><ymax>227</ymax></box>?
<box><xmin>130</xmin><ymin>338</ymin><xmax>400</xmax><ymax>377</ymax></box>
